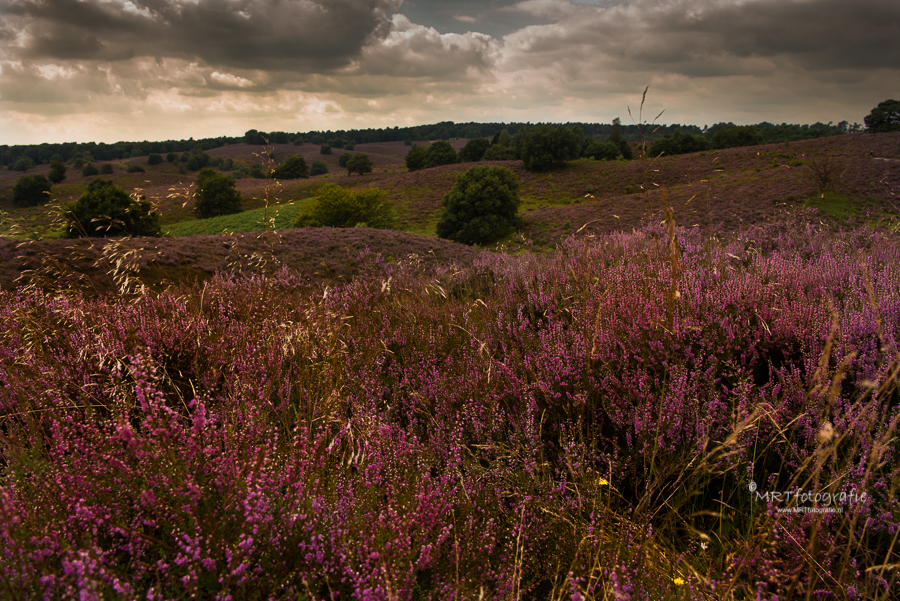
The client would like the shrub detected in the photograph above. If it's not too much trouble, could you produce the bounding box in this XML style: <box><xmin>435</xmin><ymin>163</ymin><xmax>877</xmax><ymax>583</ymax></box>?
<box><xmin>127</xmin><ymin>165</ymin><xmax>146</xmax><ymax>173</ymax></box>
<box><xmin>405</xmin><ymin>145</ymin><xmax>429</xmax><ymax>171</ymax></box>
<box><xmin>63</xmin><ymin>179</ymin><xmax>160</xmax><ymax>237</ymax></box>
<box><xmin>100</xmin><ymin>164</ymin><xmax>114</xmax><ymax>174</ymax></box>
<box><xmin>864</xmin><ymin>99</ymin><xmax>900</xmax><ymax>133</ymax></box>
<box><xmin>13</xmin><ymin>174</ymin><xmax>53</xmax><ymax>207</ymax></box>
<box><xmin>272</xmin><ymin>155</ymin><xmax>309</xmax><ymax>180</ymax></box>
<box><xmin>436</xmin><ymin>165</ymin><xmax>520</xmax><ymax>245</ymax></box>
<box><xmin>711</xmin><ymin>126</ymin><xmax>763</xmax><ymax>149</ymax></box>
<box><xmin>520</xmin><ymin>125</ymin><xmax>582</xmax><ymax>171</ymax></box>
<box><xmin>194</xmin><ymin>169</ymin><xmax>243</xmax><ymax>218</ymax></box>
<box><xmin>346</xmin><ymin>153</ymin><xmax>374</xmax><ymax>175</ymax></box>
<box><xmin>804</xmin><ymin>153</ymin><xmax>846</xmax><ymax>195</ymax></box>
<box><xmin>648</xmin><ymin>130</ymin><xmax>710</xmax><ymax>157</ymax></box>
<box><xmin>293</xmin><ymin>185</ymin><xmax>394</xmax><ymax>229</ymax></box>
<box><xmin>458</xmin><ymin>138</ymin><xmax>490</xmax><ymax>162</ymax></box>
<box><xmin>310</xmin><ymin>160</ymin><xmax>329</xmax><ymax>176</ymax></box>
<box><xmin>12</xmin><ymin>157</ymin><xmax>35</xmax><ymax>172</ymax></box>
<box><xmin>581</xmin><ymin>138</ymin><xmax>621</xmax><ymax>161</ymax></box>
<box><xmin>166</xmin><ymin>152</ymin><xmax>178</xmax><ymax>163</ymax></box>
<box><xmin>339</xmin><ymin>152</ymin><xmax>353</xmax><ymax>168</ymax></box>
<box><xmin>424</xmin><ymin>140</ymin><xmax>458</xmax><ymax>168</ymax></box>
<box><xmin>222</xmin><ymin>158</ymin><xmax>234</xmax><ymax>171</ymax></box>
<box><xmin>482</xmin><ymin>145</ymin><xmax>518</xmax><ymax>161</ymax></box>
<box><xmin>147</xmin><ymin>153</ymin><xmax>163</xmax><ymax>166</ymax></box>
<box><xmin>82</xmin><ymin>164</ymin><xmax>100</xmax><ymax>177</ymax></box>
<box><xmin>320</xmin><ymin>144</ymin><xmax>332</xmax><ymax>155</ymax></box>
<box><xmin>48</xmin><ymin>160</ymin><xmax>67</xmax><ymax>184</ymax></box>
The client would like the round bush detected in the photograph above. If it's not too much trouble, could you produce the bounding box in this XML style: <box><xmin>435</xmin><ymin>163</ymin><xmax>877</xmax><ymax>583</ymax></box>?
<box><xmin>194</xmin><ymin>169</ymin><xmax>243</xmax><ymax>218</ymax></box>
<box><xmin>63</xmin><ymin>179</ymin><xmax>160</xmax><ymax>238</ymax></box>
<box><xmin>293</xmin><ymin>185</ymin><xmax>394</xmax><ymax>229</ymax></box>
<box><xmin>147</xmin><ymin>153</ymin><xmax>163</xmax><ymax>166</ymax></box>
<box><xmin>13</xmin><ymin>174</ymin><xmax>53</xmax><ymax>207</ymax></box>
<box><xmin>310</xmin><ymin>160</ymin><xmax>329</xmax><ymax>176</ymax></box>
<box><xmin>272</xmin><ymin>155</ymin><xmax>309</xmax><ymax>179</ymax></box>
<box><xmin>48</xmin><ymin>160</ymin><xmax>67</xmax><ymax>184</ymax></box>
<box><xmin>436</xmin><ymin>165</ymin><xmax>520</xmax><ymax>245</ymax></box>
<box><xmin>127</xmin><ymin>165</ymin><xmax>146</xmax><ymax>173</ymax></box>
<box><xmin>346</xmin><ymin>153</ymin><xmax>374</xmax><ymax>175</ymax></box>
<box><xmin>82</xmin><ymin>164</ymin><xmax>100</xmax><ymax>177</ymax></box>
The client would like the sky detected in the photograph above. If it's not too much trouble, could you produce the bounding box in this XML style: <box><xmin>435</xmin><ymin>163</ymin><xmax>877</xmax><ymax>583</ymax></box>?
<box><xmin>1</xmin><ymin>0</ymin><xmax>898</xmax><ymax>145</ymax></box>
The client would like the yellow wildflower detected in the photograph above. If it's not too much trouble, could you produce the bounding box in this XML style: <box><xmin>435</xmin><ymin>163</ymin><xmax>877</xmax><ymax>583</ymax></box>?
<box><xmin>673</xmin><ymin>577</ymin><xmax>685</xmax><ymax>586</ymax></box>
<box><xmin>598</xmin><ymin>478</ymin><xmax>609</xmax><ymax>486</ymax></box>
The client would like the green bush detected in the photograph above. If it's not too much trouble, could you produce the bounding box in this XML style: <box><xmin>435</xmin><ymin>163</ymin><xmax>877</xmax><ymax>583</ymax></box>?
<box><xmin>320</xmin><ymin>145</ymin><xmax>332</xmax><ymax>155</ymax></box>
<box><xmin>63</xmin><ymin>179</ymin><xmax>160</xmax><ymax>238</ymax></box>
<box><xmin>424</xmin><ymin>140</ymin><xmax>458</xmax><ymax>168</ymax></box>
<box><xmin>293</xmin><ymin>185</ymin><xmax>394</xmax><ymax>229</ymax></box>
<box><xmin>194</xmin><ymin>169</ymin><xmax>243</xmax><ymax>218</ymax></box>
<box><xmin>166</xmin><ymin>152</ymin><xmax>178</xmax><ymax>163</ymax></box>
<box><xmin>581</xmin><ymin>138</ymin><xmax>621</xmax><ymax>161</ymax></box>
<box><xmin>436</xmin><ymin>165</ymin><xmax>520</xmax><ymax>245</ymax></box>
<box><xmin>13</xmin><ymin>174</ymin><xmax>53</xmax><ymax>207</ymax></box>
<box><xmin>482</xmin><ymin>145</ymin><xmax>518</xmax><ymax>161</ymax></box>
<box><xmin>82</xmin><ymin>164</ymin><xmax>100</xmax><ymax>177</ymax></box>
<box><xmin>272</xmin><ymin>155</ymin><xmax>309</xmax><ymax>180</ymax></box>
<box><xmin>458</xmin><ymin>138</ymin><xmax>490</xmax><ymax>162</ymax></box>
<box><xmin>339</xmin><ymin>152</ymin><xmax>353</xmax><ymax>168</ymax></box>
<box><xmin>48</xmin><ymin>160</ymin><xmax>67</xmax><ymax>184</ymax></box>
<box><xmin>100</xmin><ymin>164</ymin><xmax>114</xmax><ymax>174</ymax></box>
<box><xmin>346</xmin><ymin>153</ymin><xmax>374</xmax><ymax>175</ymax></box>
<box><xmin>127</xmin><ymin>165</ymin><xmax>146</xmax><ymax>173</ymax></box>
<box><xmin>147</xmin><ymin>153</ymin><xmax>163</xmax><ymax>166</ymax></box>
<box><xmin>12</xmin><ymin>157</ymin><xmax>35</xmax><ymax>172</ymax></box>
<box><xmin>405</xmin><ymin>145</ymin><xmax>429</xmax><ymax>171</ymax></box>
<box><xmin>310</xmin><ymin>160</ymin><xmax>329</xmax><ymax>176</ymax></box>
<box><xmin>648</xmin><ymin>130</ymin><xmax>710</xmax><ymax>157</ymax></box>
<box><xmin>711</xmin><ymin>126</ymin><xmax>763</xmax><ymax>149</ymax></box>
<box><xmin>520</xmin><ymin>125</ymin><xmax>582</xmax><ymax>171</ymax></box>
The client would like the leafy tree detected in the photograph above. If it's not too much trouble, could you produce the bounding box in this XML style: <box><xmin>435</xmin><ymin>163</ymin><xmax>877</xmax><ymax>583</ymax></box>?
<box><xmin>346</xmin><ymin>153</ymin><xmax>374</xmax><ymax>175</ymax></box>
<box><xmin>13</xmin><ymin>174</ymin><xmax>53</xmax><ymax>207</ymax></box>
<box><xmin>82</xmin><ymin>164</ymin><xmax>100</xmax><ymax>177</ymax></box>
<box><xmin>864</xmin><ymin>99</ymin><xmax>900</xmax><ymax>133</ymax></box>
<box><xmin>48</xmin><ymin>160</ymin><xmax>67</xmax><ymax>184</ymax></box>
<box><xmin>405</xmin><ymin>145</ymin><xmax>429</xmax><ymax>171</ymax></box>
<box><xmin>339</xmin><ymin>152</ymin><xmax>353</xmax><ymax>168</ymax></box>
<box><xmin>166</xmin><ymin>152</ymin><xmax>178</xmax><ymax>163</ymax></box>
<box><xmin>63</xmin><ymin>179</ymin><xmax>160</xmax><ymax>238</ymax></box>
<box><xmin>607</xmin><ymin>118</ymin><xmax>633</xmax><ymax>160</ymax></box>
<box><xmin>424</xmin><ymin>140</ymin><xmax>458</xmax><ymax>168</ymax></box>
<box><xmin>436</xmin><ymin>165</ymin><xmax>520</xmax><ymax>245</ymax></box>
<box><xmin>147</xmin><ymin>153</ymin><xmax>163</xmax><ymax>165</ymax></box>
<box><xmin>581</xmin><ymin>138</ymin><xmax>620</xmax><ymax>161</ymax></box>
<box><xmin>293</xmin><ymin>185</ymin><xmax>395</xmax><ymax>229</ymax></box>
<box><xmin>12</xmin><ymin>157</ymin><xmax>35</xmax><ymax>172</ymax></box>
<box><xmin>222</xmin><ymin>158</ymin><xmax>234</xmax><ymax>171</ymax></box>
<box><xmin>491</xmin><ymin>129</ymin><xmax>512</xmax><ymax>148</ymax></box>
<box><xmin>127</xmin><ymin>165</ymin><xmax>146</xmax><ymax>173</ymax></box>
<box><xmin>648</xmin><ymin>129</ymin><xmax>710</xmax><ymax>157</ymax></box>
<box><xmin>194</xmin><ymin>169</ymin><xmax>243</xmax><ymax>218</ymax></box>
<box><xmin>711</xmin><ymin>126</ymin><xmax>763</xmax><ymax>149</ymax></box>
<box><xmin>320</xmin><ymin>144</ymin><xmax>332</xmax><ymax>155</ymax></box>
<box><xmin>310</xmin><ymin>160</ymin><xmax>329</xmax><ymax>176</ymax></box>
<box><xmin>244</xmin><ymin>129</ymin><xmax>267</xmax><ymax>145</ymax></box>
<box><xmin>272</xmin><ymin>155</ymin><xmax>309</xmax><ymax>179</ymax></box>
<box><xmin>458</xmin><ymin>138</ymin><xmax>490</xmax><ymax>162</ymax></box>
<box><xmin>100</xmin><ymin>164</ymin><xmax>114</xmax><ymax>174</ymax></box>
<box><xmin>520</xmin><ymin>125</ymin><xmax>582</xmax><ymax>171</ymax></box>
<box><xmin>482</xmin><ymin>145</ymin><xmax>518</xmax><ymax>161</ymax></box>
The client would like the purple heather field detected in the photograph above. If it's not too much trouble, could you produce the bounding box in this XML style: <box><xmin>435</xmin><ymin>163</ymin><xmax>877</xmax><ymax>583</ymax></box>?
<box><xmin>1</xmin><ymin>208</ymin><xmax>899</xmax><ymax>599</ymax></box>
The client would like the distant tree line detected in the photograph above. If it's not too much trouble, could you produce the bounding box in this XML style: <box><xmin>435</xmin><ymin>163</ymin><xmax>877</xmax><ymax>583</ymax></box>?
<box><xmin>0</xmin><ymin>119</ymin><xmax>861</xmax><ymax>170</ymax></box>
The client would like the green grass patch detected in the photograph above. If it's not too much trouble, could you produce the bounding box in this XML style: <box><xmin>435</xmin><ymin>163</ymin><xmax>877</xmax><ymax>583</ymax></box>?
<box><xmin>163</xmin><ymin>199</ymin><xmax>313</xmax><ymax>237</ymax></box>
<box><xmin>803</xmin><ymin>192</ymin><xmax>860</xmax><ymax>221</ymax></box>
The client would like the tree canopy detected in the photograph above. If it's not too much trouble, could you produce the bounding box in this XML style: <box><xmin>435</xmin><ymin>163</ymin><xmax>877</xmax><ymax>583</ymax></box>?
<box><xmin>346</xmin><ymin>153</ymin><xmax>375</xmax><ymax>175</ymax></box>
<box><xmin>272</xmin><ymin>155</ymin><xmax>310</xmax><ymax>180</ymax></box>
<box><xmin>195</xmin><ymin>169</ymin><xmax>243</xmax><ymax>218</ymax></box>
<box><xmin>519</xmin><ymin>125</ymin><xmax>582</xmax><ymax>171</ymax></box>
<box><xmin>63</xmin><ymin>179</ymin><xmax>160</xmax><ymax>238</ymax></box>
<box><xmin>864</xmin><ymin>100</ymin><xmax>900</xmax><ymax>133</ymax></box>
<box><xmin>436</xmin><ymin>165</ymin><xmax>520</xmax><ymax>245</ymax></box>
<box><xmin>13</xmin><ymin>174</ymin><xmax>53</xmax><ymax>208</ymax></box>
<box><xmin>293</xmin><ymin>185</ymin><xmax>395</xmax><ymax>229</ymax></box>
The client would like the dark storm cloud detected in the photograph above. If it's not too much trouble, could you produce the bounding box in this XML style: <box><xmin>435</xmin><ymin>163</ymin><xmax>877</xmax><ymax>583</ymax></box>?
<box><xmin>2</xmin><ymin>0</ymin><xmax>404</xmax><ymax>69</ymax></box>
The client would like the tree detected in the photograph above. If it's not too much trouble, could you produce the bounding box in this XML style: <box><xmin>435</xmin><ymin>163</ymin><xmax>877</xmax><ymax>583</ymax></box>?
<box><xmin>581</xmin><ymin>138</ymin><xmax>620</xmax><ymax>161</ymax></box>
<box><xmin>48</xmin><ymin>160</ymin><xmax>67</xmax><ymax>184</ymax></box>
<box><xmin>310</xmin><ymin>160</ymin><xmax>329</xmax><ymax>176</ymax></box>
<box><xmin>272</xmin><ymin>155</ymin><xmax>310</xmax><ymax>180</ymax></box>
<box><xmin>346</xmin><ymin>153</ymin><xmax>374</xmax><ymax>175</ymax></box>
<box><xmin>648</xmin><ymin>129</ymin><xmax>710</xmax><ymax>157</ymax></box>
<box><xmin>458</xmin><ymin>138</ymin><xmax>490</xmax><ymax>162</ymax></box>
<box><xmin>127</xmin><ymin>165</ymin><xmax>146</xmax><ymax>173</ymax></box>
<box><xmin>12</xmin><ymin>157</ymin><xmax>35</xmax><ymax>172</ymax></box>
<box><xmin>13</xmin><ymin>174</ymin><xmax>53</xmax><ymax>207</ymax></box>
<box><xmin>82</xmin><ymin>164</ymin><xmax>100</xmax><ymax>177</ymax></box>
<box><xmin>482</xmin><ymin>145</ymin><xmax>518</xmax><ymax>160</ymax></box>
<box><xmin>405</xmin><ymin>145</ymin><xmax>429</xmax><ymax>171</ymax></box>
<box><xmin>864</xmin><ymin>99</ymin><xmax>900</xmax><ymax>133</ymax></box>
<box><xmin>166</xmin><ymin>152</ymin><xmax>178</xmax><ymax>163</ymax></box>
<box><xmin>339</xmin><ymin>152</ymin><xmax>353</xmax><ymax>168</ymax></box>
<box><xmin>63</xmin><ymin>179</ymin><xmax>160</xmax><ymax>238</ymax></box>
<box><xmin>711</xmin><ymin>126</ymin><xmax>763</xmax><ymax>149</ymax></box>
<box><xmin>100</xmin><ymin>164</ymin><xmax>114</xmax><ymax>174</ymax></box>
<box><xmin>424</xmin><ymin>140</ymin><xmax>458</xmax><ymax>168</ymax></box>
<box><xmin>293</xmin><ymin>185</ymin><xmax>395</xmax><ymax>229</ymax></box>
<box><xmin>244</xmin><ymin>129</ymin><xmax>267</xmax><ymax>145</ymax></box>
<box><xmin>147</xmin><ymin>153</ymin><xmax>163</xmax><ymax>165</ymax></box>
<box><xmin>607</xmin><ymin>118</ymin><xmax>633</xmax><ymax>160</ymax></box>
<box><xmin>436</xmin><ymin>165</ymin><xmax>520</xmax><ymax>245</ymax></box>
<box><xmin>520</xmin><ymin>125</ymin><xmax>582</xmax><ymax>171</ymax></box>
<box><xmin>194</xmin><ymin>169</ymin><xmax>243</xmax><ymax>218</ymax></box>
<box><xmin>320</xmin><ymin>144</ymin><xmax>332</xmax><ymax>155</ymax></box>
